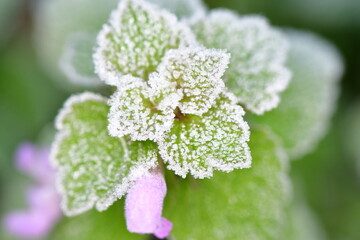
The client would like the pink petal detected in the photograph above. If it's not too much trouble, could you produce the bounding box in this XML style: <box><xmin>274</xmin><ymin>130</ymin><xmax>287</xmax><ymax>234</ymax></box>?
<box><xmin>5</xmin><ymin>143</ymin><xmax>62</xmax><ymax>238</ymax></box>
<box><xmin>4</xmin><ymin>210</ymin><xmax>53</xmax><ymax>238</ymax></box>
<box><xmin>27</xmin><ymin>186</ymin><xmax>61</xmax><ymax>218</ymax></box>
<box><xmin>14</xmin><ymin>143</ymin><xmax>54</xmax><ymax>183</ymax></box>
<box><xmin>125</xmin><ymin>170</ymin><xmax>171</xmax><ymax>237</ymax></box>
<box><xmin>33</xmin><ymin>147</ymin><xmax>54</xmax><ymax>183</ymax></box>
<box><xmin>154</xmin><ymin>217</ymin><xmax>173</xmax><ymax>239</ymax></box>
<box><xmin>15</xmin><ymin>142</ymin><xmax>36</xmax><ymax>173</ymax></box>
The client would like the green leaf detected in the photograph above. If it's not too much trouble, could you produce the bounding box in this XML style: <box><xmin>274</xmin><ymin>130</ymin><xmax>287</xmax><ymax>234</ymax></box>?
<box><xmin>147</xmin><ymin>0</ymin><xmax>206</xmax><ymax>19</ymax></box>
<box><xmin>285</xmin><ymin>198</ymin><xmax>326</xmax><ymax>240</ymax></box>
<box><xmin>191</xmin><ymin>10</ymin><xmax>291</xmax><ymax>114</ymax></box>
<box><xmin>52</xmin><ymin>92</ymin><xmax>158</xmax><ymax>216</ymax></box>
<box><xmin>50</xmin><ymin>201</ymin><xmax>145</xmax><ymax>240</ymax></box>
<box><xmin>158</xmin><ymin>92</ymin><xmax>251</xmax><ymax>178</ymax></box>
<box><xmin>60</xmin><ymin>32</ymin><xmax>101</xmax><ymax>86</ymax></box>
<box><xmin>94</xmin><ymin>0</ymin><xmax>197</xmax><ymax>86</ymax></box>
<box><xmin>343</xmin><ymin>102</ymin><xmax>360</xmax><ymax>173</ymax></box>
<box><xmin>108</xmin><ymin>76</ymin><xmax>180</xmax><ymax>142</ymax></box>
<box><xmin>251</xmin><ymin>30</ymin><xmax>343</xmax><ymax>159</ymax></box>
<box><xmin>35</xmin><ymin>0</ymin><xmax>118</xmax><ymax>87</ymax></box>
<box><xmin>164</xmin><ymin>128</ymin><xmax>290</xmax><ymax>239</ymax></box>
<box><xmin>152</xmin><ymin>47</ymin><xmax>230</xmax><ymax>115</ymax></box>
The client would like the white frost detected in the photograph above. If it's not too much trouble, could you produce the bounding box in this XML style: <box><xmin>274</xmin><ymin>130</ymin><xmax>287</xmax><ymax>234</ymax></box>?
<box><xmin>154</xmin><ymin>47</ymin><xmax>230</xmax><ymax>115</ymax></box>
<box><xmin>52</xmin><ymin>92</ymin><xmax>159</xmax><ymax>216</ymax></box>
<box><xmin>158</xmin><ymin>91</ymin><xmax>252</xmax><ymax>179</ymax></box>
<box><xmin>54</xmin><ymin>92</ymin><xmax>107</xmax><ymax>132</ymax></box>
<box><xmin>94</xmin><ymin>0</ymin><xmax>198</xmax><ymax>86</ymax></box>
<box><xmin>108</xmin><ymin>76</ymin><xmax>179</xmax><ymax>142</ymax></box>
<box><xmin>191</xmin><ymin>10</ymin><xmax>291</xmax><ymax>114</ymax></box>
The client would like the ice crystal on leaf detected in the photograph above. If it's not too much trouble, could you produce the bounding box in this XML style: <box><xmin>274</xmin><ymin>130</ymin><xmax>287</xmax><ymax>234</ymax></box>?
<box><xmin>107</xmin><ymin>46</ymin><xmax>231</xmax><ymax>141</ymax></box>
<box><xmin>158</xmin><ymin>92</ymin><xmax>251</xmax><ymax>178</ymax></box>
<box><xmin>252</xmin><ymin>30</ymin><xmax>343</xmax><ymax>159</ymax></box>
<box><xmin>52</xmin><ymin>92</ymin><xmax>158</xmax><ymax>216</ymax></box>
<box><xmin>153</xmin><ymin>47</ymin><xmax>230</xmax><ymax>115</ymax></box>
<box><xmin>60</xmin><ymin>32</ymin><xmax>101</xmax><ymax>86</ymax></box>
<box><xmin>108</xmin><ymin>76</ymin><xmax>181</xmax><ymax>142</ymax></box>
<box><xmin>164</xmin><ymin>129</ymin><xmax>290</xmax><ymax>239</ymax></box>
<box><xmin>94</xmin><ymin>0</ymin><xmax>197</xmax><ymax>86</ymax></box>
<box><xmin>148</xmin><ymin>73</ymin><xmax>183</xmax><ymax>113</ymax></box>
<box><xmin>191</xmin><ymin>10</ymin><xmax>291</xmax><ymax>114</ymax></box>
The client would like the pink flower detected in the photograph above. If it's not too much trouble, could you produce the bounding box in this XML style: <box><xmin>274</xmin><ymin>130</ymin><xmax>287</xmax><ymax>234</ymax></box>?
<box><xmin>125</xmin><ymin>169</ymin><xmax>173</xmax><ymax>239</ymax></box>
<box><xmin>3</xmin><ymin>143</ymin><xmax>61</xmax><ymax>238</ymax></box>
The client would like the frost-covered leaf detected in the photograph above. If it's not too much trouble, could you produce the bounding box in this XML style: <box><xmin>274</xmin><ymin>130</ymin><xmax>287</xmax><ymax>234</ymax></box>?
<box><xmin>108</xmin><ymin>76</ymin><xmax>181</xmax><ymax>142</ymax></box>
<box><xmin>60</xmin><ymin>32</ymin><xmax>101</xmax><ymax>86</ymax></box>
<box><xmin>252</xmin><ymin>30</ymin><xmax>343</xmax><ymax>159</ymax></box>
<box><xmin>191</xmin><ymin>10</ymin><xmax>291</xmax><ymax>114</ymax></box>
<box><xmin>94</xmin><ymin>0</ymin><xmax>197</xmax><ymax>86</ymax></box>
<box><xmin>35</xmin><ymin>0</ymin><xmax>118</xmax><ymax>86</ymax></box>
<box><xmin>52</xmin><ymin>92</ymin><xmax>158</xmax><ymax>216</ymax></box>
<box><xmin>158</xmin><ymin>92</ymin><xmax>251</xmax><ymax>178</ymax></box>
<box><xmin>164</xmin><ymin>128</ymin><xmax>290</xmax><ymax>239</ymax></box>
<box><xmin>148</xmin><ymin>73</ymin><xmax>184</xmax><ymax>113</ymax></box>
<box><xmin>147</xmin><ymin>0</ymin><xmax>206</xmax><ymax>19</ymax></box>
<box><xmin>152</xmin><ymin>48</ymin><xmax>229</xmax><ymax>115</ymax></box>
<box><xmin>51</xmin><ymin>202</ymin><xmax>144</xmax><ymax>240</ymax></box>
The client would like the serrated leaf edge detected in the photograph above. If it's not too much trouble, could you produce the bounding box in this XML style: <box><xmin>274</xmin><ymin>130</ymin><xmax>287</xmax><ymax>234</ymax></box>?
<box><xmin>191</xmin><ymin>10</ymin><xmax>292</xmax><ymax>115</ymax></box>
<box><xmin>158</xmin><ymin>91</ymin><xmax>252</xmax><ymax>179</ymax></box>
<box><xmin>93</xmin><ymin>0</ymin><xmax>198</xmax><ymax>86</ymax></box>
<box><xmin>51</xmin><ymin>92</ymin><xmax>159</xmax><ymax>216</ymax></box>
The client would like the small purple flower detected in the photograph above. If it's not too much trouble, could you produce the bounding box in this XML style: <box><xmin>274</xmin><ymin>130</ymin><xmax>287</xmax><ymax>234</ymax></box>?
<box><xmin>3</xmin><ymin>142</ymin><xmax>61</xmax><ymax>238</ymax></box>
<box><xmin>125</xmin><ymin>169</ymin><xmax>173</xmax><ymax>239</ymax></box>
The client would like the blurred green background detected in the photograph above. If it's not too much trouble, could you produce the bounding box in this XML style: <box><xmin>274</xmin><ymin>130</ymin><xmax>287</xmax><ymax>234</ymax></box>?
<box><xmin>0</xmin><ymin>0</ymin><xmax>359</xmax><ymax>239</ymax></box>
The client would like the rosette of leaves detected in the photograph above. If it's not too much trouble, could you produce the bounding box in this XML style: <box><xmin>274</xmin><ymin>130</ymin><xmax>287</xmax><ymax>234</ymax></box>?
<box><xmin>51</xmin><ymin>0</ymin><xmax>293</xmax><ymax>238</ymax></box>
<box><xmin>52</xmin><ymin>0</ymin><xmax>258</xmax><ymax>216</ymax></box>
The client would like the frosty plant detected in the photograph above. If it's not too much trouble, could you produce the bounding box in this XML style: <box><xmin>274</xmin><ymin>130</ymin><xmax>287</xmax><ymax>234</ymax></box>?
<box><xmin>49</xmin><ymin>0</ymin><xmax>344</xmax><ymax>239</ymax></box>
